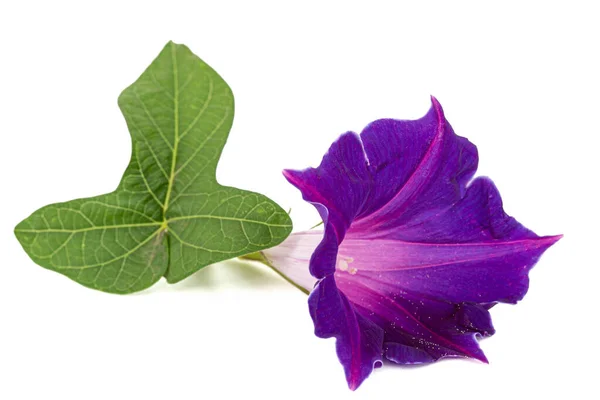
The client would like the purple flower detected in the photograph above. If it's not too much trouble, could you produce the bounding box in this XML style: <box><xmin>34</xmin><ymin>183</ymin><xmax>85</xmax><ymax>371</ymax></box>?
<box><xmin>262</xmin><ymin>97</ymin><xmax>561</xmax><ymax>390</ymax></box>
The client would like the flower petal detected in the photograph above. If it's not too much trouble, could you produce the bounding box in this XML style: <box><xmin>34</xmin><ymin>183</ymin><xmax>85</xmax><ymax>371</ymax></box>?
<box><xmin>352</xmin><ymin>177</ymin><xmax>542</xmax><ymax>244</ymax></box>
<box><xmin>337</xmin><ymin>275</ymin><xmax>489</xmax><ymax>363</ymax></box>
<box><xmin>283</xmin><ymin>132</ymin><xmax>371</xmax><ymax>278</ymax></box>
<box><xmin>384</xmin><ymin>343</ymin><xmax>435</xmax><ymax>364</ymax></box>
<box><xmin>372</xmin><ymin>176</ymin><xmax>538</xmax><ymax>243</ymax></box>
<box><xmin>456</xmin><ymin>303</ymin><xmax>495</xmax><ymax>337</ymax></box>
<box><xmin>309</xmin><ymin>275</ymin><xmax>384</xmax><ymax>390</ymax></box>
<box><xmin>350</xmin><ymin>97</ymin><xmax>478</xmax><ymax>238</ymax></box>
<box><xmin>338</xmin><ymin>236</ymin><xmax>560</xmax><ymax>304</ymax></box>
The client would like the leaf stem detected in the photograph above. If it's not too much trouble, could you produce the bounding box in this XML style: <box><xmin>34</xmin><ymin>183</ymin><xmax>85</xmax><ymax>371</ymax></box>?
<box><xmin>239</xmin><ymin>252</ymin><xmax>310</xmax><ymax>295</ymax></box>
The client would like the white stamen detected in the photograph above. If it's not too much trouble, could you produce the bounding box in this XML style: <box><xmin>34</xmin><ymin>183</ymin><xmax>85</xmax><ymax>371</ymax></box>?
<box><xmin>337</xmin><ymin>255</ymin><xmax>357</xmax><ymax>274</ymax></box>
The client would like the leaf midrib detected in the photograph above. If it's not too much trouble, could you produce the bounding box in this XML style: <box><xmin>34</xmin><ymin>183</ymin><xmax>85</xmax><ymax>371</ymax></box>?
<box><xmin>162</xmin><ymin>43</ymin><xmax>180</xmax><ymax>216</ymax></box>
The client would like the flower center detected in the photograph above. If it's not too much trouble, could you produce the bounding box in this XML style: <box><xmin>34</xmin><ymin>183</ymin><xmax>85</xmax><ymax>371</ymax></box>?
<box><xmin>336</xmin><ymin>254</ymin><xmax>357</xmax><ymax>275</ymax></box>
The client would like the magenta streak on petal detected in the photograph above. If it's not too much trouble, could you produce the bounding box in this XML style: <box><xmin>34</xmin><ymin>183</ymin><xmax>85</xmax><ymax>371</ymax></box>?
<box><xmin>282</xmin><ymin>170</ymin><xmax>341</xmax><ymax>241</ymax></box>
<box><xmin>350</xmin><ymin>273</ymin><xmax>497</xmax><ymax>338</ymax></box>
<box><xmin>350</xmin><ymin>97</ymin><xmax>445</xmax><ymax>233</ymax></box>
<box><xmin>309</xmin><ymin>276</ymin><xmax>384</xmax><ymax>390</ymax></box>
<box><xmin>337</xmin><ymin>235</ymin><xmax>562</xmax><ymax>272</ymax></box>
<box><xmin>341</xmin><ymin>290</ymin><xmax>363</xmax><ymax>391</ymax></box>
<box><xmin>335</xmin><ymin>275</ymin><xmax>487</xmax><ymax>362</ymax></box>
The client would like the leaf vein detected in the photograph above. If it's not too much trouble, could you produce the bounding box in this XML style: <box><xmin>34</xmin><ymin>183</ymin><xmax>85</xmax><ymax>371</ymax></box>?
<box><xmin>135</xmin><ymin>150</ymin><xmax>166</xmax><ymax>209</ymax></box>
<box><xmin>174</xmin><ymin>108</ymin><xmax>229</xmax><ymax>178</ymax></box>
<box><xmin>133</xmin><ymin>88</ymin><xmax>174</xmax><ymax>151</ymax></box>
<box><xmin>55</xmin><ymin>228</ymin><xmax>163</xmax><ymax>270</ymax></box>
<box><xmin>178</xmin><ymin>75</ymin><xmax>214</xmax><ymax>142</ymax></box>
<box><xmin>167</xmin><ymin>214</ymin><xmax>291</xmax><ymax>228</ymax></box>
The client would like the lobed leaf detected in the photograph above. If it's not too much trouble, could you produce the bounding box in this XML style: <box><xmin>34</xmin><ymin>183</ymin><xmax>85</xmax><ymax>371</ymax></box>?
<box><xmin>14</xmin><ymin>42</ymin><xmax>292</xmax><ymax>293</ymax></box>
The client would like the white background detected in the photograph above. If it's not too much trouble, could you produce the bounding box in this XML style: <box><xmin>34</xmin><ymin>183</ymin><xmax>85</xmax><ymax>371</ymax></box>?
<box><xmin>0</xmin><ymin>1</ymin><xmax>597</xmax><ymax>399</ymax></box>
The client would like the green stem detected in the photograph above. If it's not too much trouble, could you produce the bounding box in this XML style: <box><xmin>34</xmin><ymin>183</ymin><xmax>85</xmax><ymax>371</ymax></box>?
<box><xmin>239</xmin><ymin>252</ymin><xmax>310</xmax><ymax>295</ymax></box>
<box><xmin>309</xmin><ymin>220</ymin><xmax>324</xmax><ymax>230</ymax></box>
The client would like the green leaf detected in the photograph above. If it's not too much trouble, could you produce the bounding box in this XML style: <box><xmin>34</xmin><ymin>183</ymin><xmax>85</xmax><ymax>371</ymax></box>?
<box><xmin>14</xmin><ymin>42</ymin><xmax>293</xmax><ymax>294</ymax></box>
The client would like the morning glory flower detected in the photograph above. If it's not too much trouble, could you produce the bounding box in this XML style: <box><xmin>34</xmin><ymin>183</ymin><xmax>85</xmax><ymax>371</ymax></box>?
<box><xmin>261</xmin><ymin>97</ymin><xmax>561</xmax><ymax>390</ymax></box>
